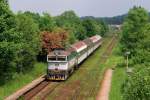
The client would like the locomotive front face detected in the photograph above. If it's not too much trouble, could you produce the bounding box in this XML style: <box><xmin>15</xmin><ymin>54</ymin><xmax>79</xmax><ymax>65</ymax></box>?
<box><xmin>47</xmin><ymin>54</ymin><xmax>69</xmax><ymax>80</ymax></box>
<box><xmin>47</xmin><ymin>55</ymin><xmax>68</xmax><ymax>70</ymax></box>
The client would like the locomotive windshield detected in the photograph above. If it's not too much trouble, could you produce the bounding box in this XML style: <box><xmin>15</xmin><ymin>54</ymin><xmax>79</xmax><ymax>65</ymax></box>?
<box><xmin>48</xmin><ymin>56</ymin><xmax>67</xmax><ymax>61</ymax></box>
<box><xmin>48</xmin><ymin>56</ymin><xmax>56</xmax><ymax>61</ymax></box>
<box><xmin>57</xmin><ymin>56</ymin><xmax>66</xmax><ymax>61</ymax></box>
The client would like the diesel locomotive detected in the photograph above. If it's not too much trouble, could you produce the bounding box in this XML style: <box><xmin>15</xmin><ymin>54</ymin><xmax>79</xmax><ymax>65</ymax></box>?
<box><xmin>47</xmin><ymin>35</ymin><xmax>102</xmax><ymax>80</ymax></box>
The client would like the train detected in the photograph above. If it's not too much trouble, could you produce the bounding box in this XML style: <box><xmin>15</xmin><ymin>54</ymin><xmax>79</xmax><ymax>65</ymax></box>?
<box><xmin>46</xmin><ymin>35</ymin><xmax>102</xmax><ymax>80</ymax></box>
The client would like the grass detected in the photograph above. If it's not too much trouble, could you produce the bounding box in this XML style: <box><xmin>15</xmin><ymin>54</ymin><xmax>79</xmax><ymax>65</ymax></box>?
<box><xmin>107</xmin><ymin>42</ymin><xmax>127</xmax><ymax>100</ymax></box>
<box><xmin>46</xmin><ymin>35</ymin><xmax>116</xmax><ymax>100</ymax></box>
<box><xmin>104</xmin><ymin>42</ymin><xmax>124</xmax><ymax>68</ymax></box>
<box><xmin>0</xmin><ymin>35</ymin><xmax>122</xmax><ymax>100</ymax></box>
<box><xmin>0</xmin><ymin>62</ymin><xmax>46</xmax><ymax>100</ymax></box>
<box><xmin>109</xmin><ymin>67</ymin><xmax>126</xmax><ymax>100</ymax></box>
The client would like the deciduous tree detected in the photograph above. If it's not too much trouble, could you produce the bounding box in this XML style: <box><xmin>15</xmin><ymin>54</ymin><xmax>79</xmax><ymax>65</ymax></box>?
<box><xmin>122</xmin><ymin>65</ymin><xmax>150</xmax><ymax>100</ymax></box>
<box><xmin>41</xmin><ymin>28</ymin><xmax>69</xmax><ymax>55</ymax></box>
<box><xmin>15</xmin><ymin>13</ymin><xmax>40</xmax><ymax>72</ymax></box>
<box><xmin>0</xmin><ymin>0</ymin><xmax>17</xmax><ymax>84</ymax></box>
<box><xmin>121</xmin><ymin>6</ymin><xmax>149</xmax><ymax>56</ymax></box>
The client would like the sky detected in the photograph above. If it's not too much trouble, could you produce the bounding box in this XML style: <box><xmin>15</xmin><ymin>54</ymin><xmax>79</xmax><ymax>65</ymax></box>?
<box><xmin>8</xmin><ymin>0</ymin><xmax>150</xmax><ymax>17</ymax></box>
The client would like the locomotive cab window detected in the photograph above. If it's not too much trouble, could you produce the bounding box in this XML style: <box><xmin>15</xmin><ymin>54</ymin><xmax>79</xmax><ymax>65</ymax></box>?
<box><xmin>57</xmin><ymin>56</ymin><xmax>66</xmax><ymax>61</ymax></box>
<box><xmin>48</xmin><ymin>56</ymin><xmax>56</xmax><ymax>61</ymax></box>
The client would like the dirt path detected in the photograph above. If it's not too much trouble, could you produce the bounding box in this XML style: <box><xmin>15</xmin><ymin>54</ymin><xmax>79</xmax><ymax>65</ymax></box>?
<box><xmin>96</xmin><ymin>69</ymin><xmax>113</xmax><ymax>100</ymax></box>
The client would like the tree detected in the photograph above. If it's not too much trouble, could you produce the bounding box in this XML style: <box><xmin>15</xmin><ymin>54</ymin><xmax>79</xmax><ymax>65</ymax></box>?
<box><xmin>55</xmin><ymin>10</ymin><xmax>86</xmax><ymax>41</ymax></box>
<box><xmin>0</xmin><ymin>0</ymin><xmax>17</xmax><ymax>84</ymax></box>
<box><xmin>39</xmin><ymin>13</ymin><xmax>56</xmax><ymax>32</ymax></box>
<box><xmin>15</xmin><ymin>13</ymin><xmax>40</xmax><ymax>72</ymax></box>
<box><xmin>81</xmin><ymin>17</ymin><xmax>109</xmax><ymax>36</ymax></box>
<box><xmin>121</xmin><ymin>7</ymin><xmax>149</xmax><ymax>54</ymax></box>
<box><xmin>121</xmin><ymin>6</ymin><xmax>150</xmax><ymax>100</ymax></box>
<box><xmin>82</xmin><ymin>18</ymin><xmax>102</xmax><ymax>37</ymax></box>
<box><xmin>132</xmin><ymin>24</ymin><xmax>150</xmax><ymax>64</ymax></box>
<box><xmin>97</xmin><ymin>19</ymin><xmax>109</xmax><ymax>36</ymax></box>
<box><xmin>24</xmin><ymin>11</ymin><xmax>41</xmax><ymax>25</ymax></box>
<box><xmin>41</xmin><ymin>28</ymin><xmax>69</xmax><ymax>55</ymax></box>
<box><xmin>122</xmin><ymin>65</ymin><xmax>150</xmax><ymax>100</ymax></box>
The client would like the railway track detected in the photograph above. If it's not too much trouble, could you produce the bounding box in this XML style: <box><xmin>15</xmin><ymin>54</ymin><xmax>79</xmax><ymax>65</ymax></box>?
<box><xmin>6</xmin><ymin>35</ymin><xmax>117</xmax><ymax>100</ymax></box>
<box><xmin>29</xmin><ymin>82</ymin><xmax>60</xmax><ymax>100</ymax></box>
<box><xmin>43</xmin><ymin>35</ymin><xmax>118</xmax><ymax>100</ymax></box>
<box><xmin>20</xmin><ymin>81</ymin><xmax>60</xmax><ymax>100</ymax></box>
<box><xmin>101</xmin><ymin>35</ymin><xmax>117</xmax><ymax>63</ymax></box>
<box><xmin>22</xmin><ymin>81</ymin><xmax>49</xmax><ymax>100</ymax></box>
<box><xmin>5</xmin><ymin>76</ymin><xmax>60</xmax><ymax>100</ymax></box>
<box><xmin>35</xmin><ymin>35</ymin><xmax>117</xmax><ymax>100</ymax></box>
<box><xmin>70</xmin><ymin>35</ymin><xmax>118</xmax><ymax>99</ymax></box>
<box><xmin>88</xmin><ymin>35</ymin><xmax>117</xmax><ymax>97</ymax></box>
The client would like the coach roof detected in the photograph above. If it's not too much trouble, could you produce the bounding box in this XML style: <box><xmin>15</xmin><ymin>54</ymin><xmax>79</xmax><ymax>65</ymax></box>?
<box><xmin>71</xmin><ymin>41</ymin><xmax>87</xmax><ymax>53</ymax></box>
<box><xmin>90</xmin><ymin>35</ymin><xmax>102</xmax><ymax>43</ymax></box>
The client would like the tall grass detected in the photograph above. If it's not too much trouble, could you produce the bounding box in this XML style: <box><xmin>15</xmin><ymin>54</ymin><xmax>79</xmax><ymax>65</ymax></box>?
<box><xmin>109</xmin><ymin>68</ymin><xmax>126</xmax><ymax>100</ymax></box>
<box><xmin>108</xmin><ymin>43</ymin><xmax>127</xmax><ymax>100</ymax></box>
<box><xmin>0</xmin><ymin>62</ymin><xmax>46</xmax><ymax>100</ymax></box>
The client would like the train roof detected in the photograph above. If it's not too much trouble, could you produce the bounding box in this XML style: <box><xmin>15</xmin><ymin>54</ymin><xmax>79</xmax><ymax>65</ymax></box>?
<box><xmin>83</xmin><ymin>38</ymin><xmax>93</xmax><ymax>46</ymax></box>
<box><xmin>90</xmin><ymin>35</ymin><xmax>102</xmax><ymax>43</ymax></box>
<box><xmin>66</xmin><ymin>47</ymin><xmax>76</xmax><ymax>53</ymax></box>
<box><xmin>47</xmin><ymin>35</ymin><xmax>102</xmax><ymax>56</ymax></box>
<box><xmin>48</xmin><ymin>50</ymin><xmax>70</xmax><ymax>56</ymax></box>
<box><xmin>71</xmin><ymin>41</ymin><xmax>87</xmax><ymax>53</ymax></box>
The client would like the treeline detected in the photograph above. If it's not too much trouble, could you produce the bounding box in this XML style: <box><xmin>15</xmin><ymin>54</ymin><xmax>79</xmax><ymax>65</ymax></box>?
<box><xmin>100</xmin><ymin>15</ymin><xmax>126</xmax><ymax>25</ymax></box>
<box><xmin>82</xmin><ymin>15</ymin><xmax>125</xmax><ymax>25</ymax></box>
<box><xmin>0</xmin><ymin>0</ymin><xmax>108</xmax><ymax>84</ymax></box>
<box><xmin>121</xmin><ymin>7</ymin><xmax>150</xmax><ymax>99</ymax></box>
<box><xmin>82</xmin><ymin>12</ymin><xmax>150</xmax><ymax>25</ymax></box>
<box><xmin>100</xmin><ymin>12</ymin><xmax>150</xmax><ymax>25</ymax></box>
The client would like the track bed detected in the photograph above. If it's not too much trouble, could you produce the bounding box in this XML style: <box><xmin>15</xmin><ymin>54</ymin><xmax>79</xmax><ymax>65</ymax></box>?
<box><xmin>44</xmin><ymin>35</ymin><xmax>118</xmax><ymax>100</ymax></box>
<box><xmin>6</xmin><ymin>35</ymin><xmax>117</xmax><ymax>100</ymax></box>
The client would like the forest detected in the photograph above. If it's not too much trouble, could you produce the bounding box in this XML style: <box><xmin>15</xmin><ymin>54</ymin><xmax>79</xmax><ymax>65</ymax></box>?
<box><xmin>0</xmin><ymin>0</ymin><xmax>108</xmax><ymax>85</ymax></box>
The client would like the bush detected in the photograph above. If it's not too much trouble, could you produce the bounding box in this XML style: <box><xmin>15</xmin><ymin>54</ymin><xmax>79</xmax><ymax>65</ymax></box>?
<box><xmin>15</xmin><ymin>13</ymin><xmax>40</xmax><ymax>72</ymax></box>
<box><xmin>0</xmin><ymin>42</ymin><xmax>18</xmax><ymax>84</ymax></box>
<box><xmin>122</xmin><ymin>65</ymin><xmax>150</xmax><ymax>100</ymax></box>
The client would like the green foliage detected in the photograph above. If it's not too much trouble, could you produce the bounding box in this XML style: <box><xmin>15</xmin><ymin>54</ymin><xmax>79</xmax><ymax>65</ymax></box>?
<box><xmin>0</xmin><ymin>0</ymin><xmax>17</xmax><ymax>84</ymax></box>
<box><xmin>68</xmin><ymin>32</ymin><xmax>76</xmax><ymax>44</ymax></box>
<box><xmin>101</xmin><ymin>15</ymin><xmax>125</xmax><ymax>25</ymax></box>
<box><xmin>0</xmin><ymin>63</ymin><xmax>46</xmax><ymax>99</ymax></box>
<box><xmin>122</xmin><ymin>65</ymin><xmax>150</xmax><ymax>100</ymax></box>
<box><xmin>0</xmin><ymin>42</ymin><xmax>17</xmax><ymax>84</ymax></box>
<box><xmin>98</xmin><ymin>20</ymin><xmax>109</xmax><ymax>36</ymax></box>
<box><xmin>121</xmin><ymin>6</ymin><xmax>150</xmax><ymax>64</ymax></box>
<box><xmin>0</xmin><ymin>0</ymin><xmax>15</xmax><ymax>35</ymax></box>
<box><xmin>23</xmin><ymin>11</ymin><xmax>41</xmax><ymax>26</ymax></box>
<box><xmin>121</xmin><ymin>6</ymin><xmax>150</xmax><ymax>100</ymax></box>
<box><xmin>55</xmin><ymin>10</ymin><xmax>86</xmax><ymax>41</ymax></box>
<box><xmin>15</xmin><ymin>13</ymin><xmax>40</xmax><ymax>72</ymax></box>
<box><xmin>0</xmin><ymin>1</ymin><xmax>109</xmax><ymax>85</ymax></box>
<box><xmin>39</xmin><ymin>13</ymin><xmax>56</xmax><ymax>32</ymax></box>
<box><xmin>110</xmin><ymin>68</ymin><xmax>126</xmax><ymax>100</ymax></box>
<box><xmin>24</xmin><ymin>10</ymin><xmax>108</xmax><ymax>43</ymax></box>
<box><xmin>122</xmin><ymin>7</ymin><xmax>149</xmax><ymax>50</ymax></box>
<box><xmin>0</xmin><ymin>0</ymin><xmax>40</xmax><ymax>84</ymax></box>
<box><xmin>132</xmin><ymin>24</ymin><xmax>150</xmax><ymax>64</ymax></box>
<box><xmin>82</xmin><ymin>18</ymin><xmax>102</xmax><ymax>37</ymax></box>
